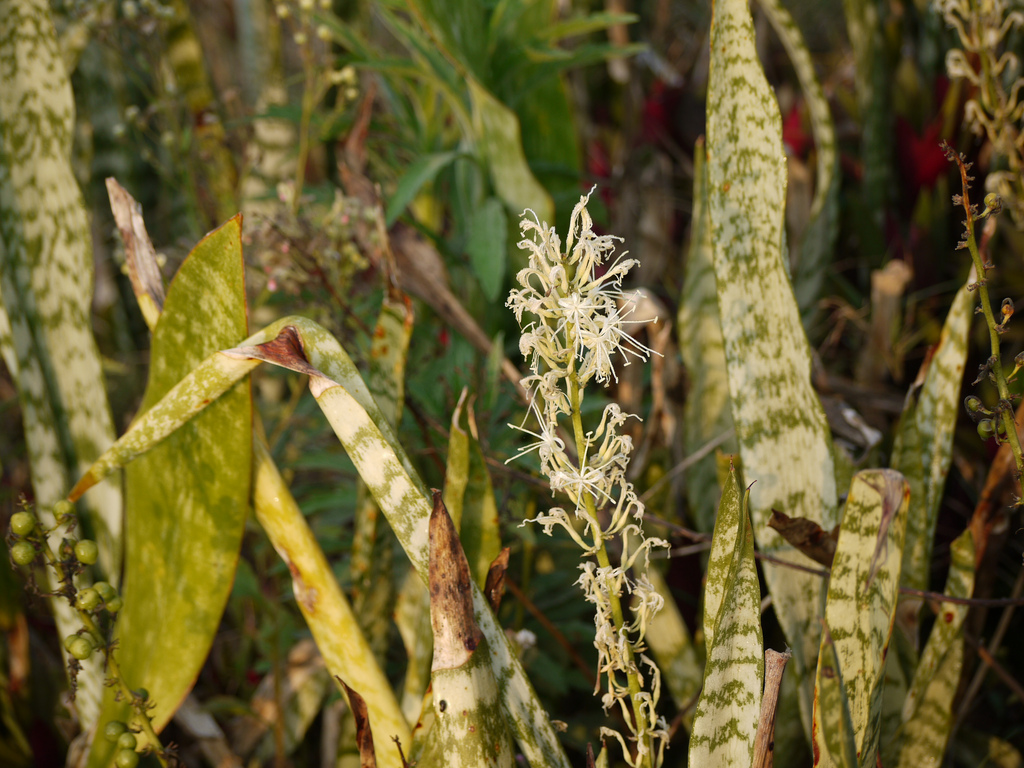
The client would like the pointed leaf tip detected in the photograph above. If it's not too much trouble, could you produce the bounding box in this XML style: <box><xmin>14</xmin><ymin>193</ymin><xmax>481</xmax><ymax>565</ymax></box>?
<box><xmin>429</xmin><ymin>490</ymin><xmax>482</xmax><ymax>671</ymax></box>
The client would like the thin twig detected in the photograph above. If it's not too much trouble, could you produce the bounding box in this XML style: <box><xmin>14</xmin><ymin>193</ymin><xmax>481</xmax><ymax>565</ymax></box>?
<box><xmin>639</xmin><ymin>429</ymin><xmax>736</xmax><ymax>504</ymax></box>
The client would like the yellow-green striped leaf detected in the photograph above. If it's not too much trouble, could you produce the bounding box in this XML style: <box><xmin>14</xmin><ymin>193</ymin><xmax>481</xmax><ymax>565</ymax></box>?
<box><xmin>812</xmin><ymin>469</ymin><xmax>909</xmax><ymax>767</ymax></box>
<box><xmin>893</xmin><ymin>529</ymin><xmax>974</xmax><ymax>768</ymax></box>
<box><xmin>891</xmin><ymin>274</ymin><xmax>974</xmax><ymax>596</ymax></box>
<box><xmin>74</xmin><ymin>316</ymin><xmax>571</xmax><ymax>768</ymax></box>
<box><xmin>689</xmin><ymin>468</ymin><xmax>763</xmax><ymax>767</ymax></box>
<box><xmin>0</xmin><ymin>0</ymin><xmax>122</xmax><ymax>727</ymax></box>
<box><xmin>443</xmin><ymin>388</ymin><xmax>502</xmax><ymax>587</ymax></box>
<box><xmin>707</xmin><ymin>0</ymin><xmax>838</xmax><ymax>728</ymax></box>
<box><xmin>678</xmin><ymin>138</ymin><xmax>737</xmax><ymax>533</ymax></box>
<box><xmin>756</xmin><ymin>0</ymin><xmax>840</xmax><ymax>328</ymax></box>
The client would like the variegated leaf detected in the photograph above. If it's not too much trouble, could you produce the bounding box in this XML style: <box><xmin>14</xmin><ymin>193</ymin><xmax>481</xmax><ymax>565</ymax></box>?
<box><xmin>678</xmin><ymin>138</ymin><xmax>737</xmax><ymax>533</ymax></box>
<box><xmin>443</xmin><ymin>388</ymin><xmax>502</xmax><ymax>586</ymax></box>
<box><xmin>73</xmin><ymin>316</ymin><xmax>572</xmax><ymax>768</ymax></box>
<box><xmin>812</xmin><ymin>469</ymin><xmax>909</xmax><ymax>768</ymax></box>
<box><xmin>891</xmin><ymin>274</ymin><xmax>974</xmax><ymax>596</ymax></box>
<box><xmin>87</xmin><ymin>217</ymin><xmax>252</xmax><ymax>767</ymax></box>
<box><xmin>0</xmin><ymin>0</ymin><xmax>123</xmax><ymax>727</ymax></box>
<box><xmin>707</xmin><ymin>0</ymin><xmax>838</xmax><ymax>727</ymax></box>
<box><xmin>689</xmin><ymin>468</ymin><xmax>763</xmax><ymax>767</ymax></box>
<box><xmin>892</xmin><ymin>529</ymin><xmax>975</xmax><ymax>768</ymax></box>
<box><xmin>757</xmin><ymin>0</ymin><xmax>840</xmax><ymax>328</ymax></box>
<box><xmin>351</xmin><ymin>295</ymin><xmax>415</xmax><ymax>659</ymax></box>
<box><xmin>815</xmin><ymin>622</ymin><xmax>859</xmax><ymax>768</ymax></box>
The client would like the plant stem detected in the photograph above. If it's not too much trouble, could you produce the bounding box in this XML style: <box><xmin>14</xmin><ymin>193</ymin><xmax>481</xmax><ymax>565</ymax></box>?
<box><xmin>954</xmin><ymin>154</ymin><xmax>1024</xmax><ymax>494</ymax></box>
<box><xmin>566</xmin><ymin>373</ymin><xmax>653</xmax><ymax>768</ymax></box>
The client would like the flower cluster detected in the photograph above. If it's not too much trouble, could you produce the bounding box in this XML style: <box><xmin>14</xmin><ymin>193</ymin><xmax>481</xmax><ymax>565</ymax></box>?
<box><xmin>938</xmin><ymin>0</ymin><xmax>1024</xmax><ymax>226</ymax></box>
<box><xmin>507</xmin><ymin>190</ymin><xmax>668</xmax><ymax>768</ymax></box>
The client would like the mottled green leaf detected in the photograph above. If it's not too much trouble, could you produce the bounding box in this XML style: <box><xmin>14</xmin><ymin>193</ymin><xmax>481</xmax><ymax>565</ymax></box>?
<box><xmin>893</xmin><ymin>529</ymin><xmax>974</xmax><ymax>768</ymax></box>
<box><xmin>812</xmin><ymin>469</ymin><xmax>909</xmax><ymax>768</ymax></box>
<box><xmin>689</xmin><ymin>469</ymin><xmax>763</xmax><ymax>767</ymax></box>
<box><xmin>75</xmin><ymin>316</ymin><xmax>571</xmax><ymax>768</ymax></box>
<box><xmin>706</xmin><ymin>0</ymin><xmax>838</xmax><ymax>727</ymax></box>
<box><xmin>87</xmin><ymin>217</ymin><xmax>251</xmax><ymax>765</ymax></box>
<box><xmin>467</xmin><ymin>198</ymin><xmax>508</xmax><ymax>303</ymax></box>
<box><xmin>386</xmin><ymin>151</ymin><xmax>463</xmax><ymax>226</ymax></box>
<box><xmin>468</xmin><ymin>77</ymin><xmax>554</xmax><ymax>225</ymax></box>
<box><xmin>351</xmin><ymin>296</ymin><xmax>415</xmax><ymax>659</ymax></box>
<box><xmin>678</xmin><ymin>138</ymin><xmax>738</xmax><ymax>533</ymax></box>
<box><xmin>815</xmin><ymin>623</ymin><xmax>859</xmax><ymax>768</ymax></box>
<box><xmin>756</xmin><ymin>0</ymin><xmax>840</xmax><ymax>328</ymax></box>
<box><xmin>891</xmin><ymin>274</ymin><xmax>973</xmax><ymax>597</ymax></box>
<box><xmin>0</xmin><ymin>0</ymin><xmax>122</xmax><ymax>727</ymax></box>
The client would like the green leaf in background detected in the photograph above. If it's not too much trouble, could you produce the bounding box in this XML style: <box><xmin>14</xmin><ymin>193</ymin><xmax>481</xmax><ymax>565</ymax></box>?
<box><xmin>442</xmin><ymin>388</ymin><xmax>503</xmax><ymax>586</ymax></box>
<box><xmin>812</xmin><ymin>469</ymin><xmax>909</xmax><ymax>768</ymax></box>
<box><xmin>892</xmin><ymin>528</ymin><xmax>975</xmax><ymax>768</ymax></box>
<box><xmin>0</xmin><ymin>0</ymin><xmax>123</xmax><ymax>727</ymax></box>
<box><xmin>468</xmin><ymin>77</ymin><xmax>554</xmax><ymax>225</ymax></box>
<box><xmin>756</xmin><ymin>0</ymin><xmax>840</xmax><ymax>330</ymax></box>
<box><xmin>689</xmin><ymin>467</ymin><xmax>763</xmax><ymax>767</ymax></box>
<box><xmin>385</xmin><ymin>150</ymin><xmax>463</xmax><ymax>226</ymax></box>
<box><xmin>706</xmin><ymin>0</ymin><xmax>838</xmax><ymax>729</ymax></box>
<box><xmin>88</xmin><ymin>216</ymin><xmax>251</xmax><ymax>765</ymax></box>
<box><xmin>467</xmin><ymin>197</ymin><xmax>509</xmax><ymax>303</ymax></box>
<box><xmin>678</xmin><ymin>138</ymin><xmax>738</xmax><ymax>533</ymax></box>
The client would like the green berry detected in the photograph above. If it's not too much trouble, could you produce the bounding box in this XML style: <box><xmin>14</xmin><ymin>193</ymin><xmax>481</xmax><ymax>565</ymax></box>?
<box><xmin>103</xmin><ymin>720</ymin><xmax>128</xmax><ymax>742</ymax></box>
<box><xmin>76</xmin><ymin>587</ymin><xmax>101</xmax><ymax>612</ymax></box>
<box><xmin>68</xmin><ymin>636</ymin><xmax>94</xmax><ymax>660</ymax></box>
<box><xmin>133</xmin><ymin>687</ymin><xmax>149</xmax><ymax>702</ymax></box>
<box><xmin>52</xmin><ymin>500</ymin><xmax>75</xmax><ymax>523</ymax></box>
<box><xmin>93</xmin><ymin>581</ymin><xmax>117</xmax><ymax>602</ymax></box>
<box><xmin>964</xmin><ymin>395</ymin><xmax>983</xmax><ymax>414</ymax></box>
<box><xmin>10</xmin><ymin>511</ymin><xmax>35</xmax><ymax>537</ymax></box>
<box><xmin>114</xmin><ymin>749</ymin><xmax>139</xmax><ymax>768</ymax></box>
<box><xmin>105</xmin><ymin>596</ymin><xmax>123</xmax><ymax>614</ymax></box>
<box><xmin>10</xmin><ymin>541</ymin><xmax>35</xmax><ymax>566</ymax></box>
<box><xmin>74</xmin><ymin>540</ymin><xmax>99</xmax><ymax>565</ymax></box>
<box><xmin>978</xmin><ymin>419</ymin><xmax>996</xmax><ymax>440</ymax></box>
<box><xmin>116</xmin><ymin>732</ymin><xmax>137</xmax><ymax>751</ymax></box>
<box><xmin>63</xmin><ymin>635</ymin><xmax>80</xmax><ymax>653</ymax></box>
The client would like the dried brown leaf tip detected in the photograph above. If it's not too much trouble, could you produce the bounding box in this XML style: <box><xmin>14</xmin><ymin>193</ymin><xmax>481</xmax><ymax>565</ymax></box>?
<box><xmin>337</xmin><ymin>677</ymin><xmax>377</xmax><ymax>768</ymax></box>
<box><xmin>767</xmin><ymin>510</ymin><xmax>838</xmax><ymax>567</ymax></box>
<box><xmin>429</xmin><ymin>489</ymin><xmax>482</xmax><ymax>671</ymax></box>
<box><xmin>484</xmin><ymin>546</ymin><xmax>510</xmax><ymax>614</ymax></box>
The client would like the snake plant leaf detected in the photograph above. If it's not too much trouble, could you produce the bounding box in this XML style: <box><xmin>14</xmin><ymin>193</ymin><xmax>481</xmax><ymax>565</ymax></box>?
<box><xmin>87</xmin><ymin>216</ymin><xmax>251</xmax><ymax>766</ymax></box>
<box><xmin>756</xmin><ymin>0</ymin><xmax>840</xmax><ymax>329</ymax></box>
<box><xmin>467</xmin><ymin>197</ymin><xmax>509</xmax><ymax>303</ymax></box>
<box><xmin>74</xmin><ymin>316</ymin><xmax>571</xmax><ymax>768</ymax></box>
<box><xmin>678</xmin><ymin>138</ymin><xmax>738</xmax><ymax>534</ymax></box>
<box><xmin>351</xmin><ymin>295</ymin><xmax>415</xmax><ymax>659</ymax></box>
<box><xmin>689</xmin><ymin>468</ymin><xmax>764</xmax><ymax>768</ymax></box>
<box><xmin>890</xmin><ymin>272</ymin><xmax>973</xmax><ymax>599</ymax></box>
<box><xmin>0</xmin><ymin>0</ymin><xmax>124</xmax><ymax>726</ymax></box>
<box><xmin>706</xmin><ymin>0</ymin><xmax>838</xmax><ymax>727</ymax></box>
<box><xmin>468</xmin><ymin>77</ymin><xmax>554</xmax><ymax>226</ymax></box>
<box><xmin>812</xmin><ymin>469</ymin><xmax>909</xmax><ymax>768</ymax></box>
<box><xmin>892</xmin><ymin>529</ymin><xmax>975</xmax><ymax>768</ymax></box>
<box><xmin>814</xmin><ymin>622</ymin><xmax>859</xmax><ymax>768</ymax></box>
<box><xmin>421</xmin><ymin>491</ymin><xmax>514</xmax><ymax>768</ymax></box>
<box><xmin>253</xmin><ymin>438</ymin><xmax>411</xmax><ymax>766</ymax></box>
<box><xmin>443</xmin><ymin>388</ymin><xmax>503</xmax><ymax>586</ymax></box>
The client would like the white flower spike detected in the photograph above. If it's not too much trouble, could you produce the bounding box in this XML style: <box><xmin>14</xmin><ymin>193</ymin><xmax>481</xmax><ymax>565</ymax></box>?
<box><xmin>507</xmin><ymin>189</ymin><xmax>667</xmax><ymax>768</ymax></box>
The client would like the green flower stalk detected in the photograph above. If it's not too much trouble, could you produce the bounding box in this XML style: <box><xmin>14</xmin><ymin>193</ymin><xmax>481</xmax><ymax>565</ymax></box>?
<box><xmin>507</xmin><ymin>190</ymin><xmax>668</xmax><ymax>768</ymax></box>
